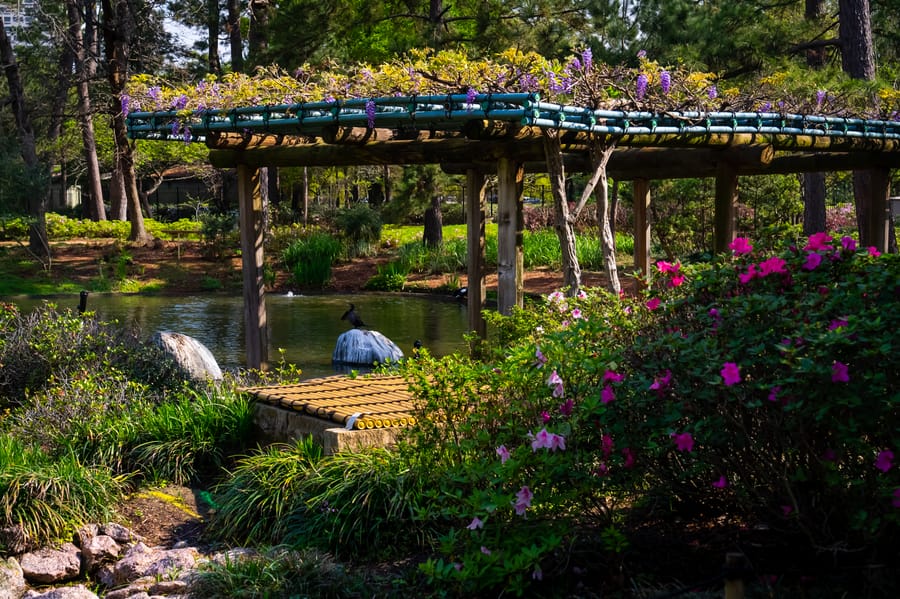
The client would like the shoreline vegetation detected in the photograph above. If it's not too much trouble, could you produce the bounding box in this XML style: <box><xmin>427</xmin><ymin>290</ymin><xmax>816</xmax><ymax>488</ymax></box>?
<box><xmin>2</xmin><ymin>218</ymin><xmax>899</xmax><ymax>597</ymax></box>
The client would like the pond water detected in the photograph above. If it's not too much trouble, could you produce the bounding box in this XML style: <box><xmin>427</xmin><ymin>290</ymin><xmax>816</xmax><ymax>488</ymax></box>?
<box><xmin>6</xmin><ymin>293</ymin><xmax>471</xmax><ymax>379</ymax></box>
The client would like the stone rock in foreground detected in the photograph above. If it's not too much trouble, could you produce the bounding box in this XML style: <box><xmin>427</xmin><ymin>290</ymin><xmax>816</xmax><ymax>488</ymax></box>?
<box><xmin>0</xmin><ymin>557</ymin><xmax>26</xmax><ymax>599</ymax></box>
<box><xmin>332</xmin><ymin>329</ymin><xmax>404</xmax><ymax>367</ymax></box>
<box><xmin>151</xmin><ymin>331</ymin><xmax>222</xmax><ymax>381</ymax></box>
<box><xmin>19</xmin><ymin>544</ymin><xmax>81</xmax><ymax>584</ymax></box>
<box><xmin>23</xmin><ymin>585</ymin><xmax>98</xmax><ymax>599</ymax></box>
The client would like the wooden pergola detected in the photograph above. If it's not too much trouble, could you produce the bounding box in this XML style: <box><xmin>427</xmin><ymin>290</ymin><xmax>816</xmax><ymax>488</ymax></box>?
<box><xmin>127</xmin><ymin>95</ymin><xmax>900</xmax><ymax>368</ymax></box>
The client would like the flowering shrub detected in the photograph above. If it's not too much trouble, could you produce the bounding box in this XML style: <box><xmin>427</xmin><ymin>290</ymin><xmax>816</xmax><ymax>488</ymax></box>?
<box><xmin>400</xmin><ymin>232</ymin><xmax>899</xmax><ymax>594</ymax></box>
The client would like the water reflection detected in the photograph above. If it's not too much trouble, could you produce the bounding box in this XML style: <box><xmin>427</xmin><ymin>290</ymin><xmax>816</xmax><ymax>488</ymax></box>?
<box><xmin>7</xmin><ymin>293</ymin><xmax>470</xmax><ymax>380</ymax></box>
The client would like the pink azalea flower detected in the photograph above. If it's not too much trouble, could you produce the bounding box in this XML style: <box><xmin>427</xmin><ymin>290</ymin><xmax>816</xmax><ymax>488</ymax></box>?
<box><xmin>669</xmin><ymin>273</ymin><xmax>685</xmax><ymax>288</ymax></box>
<box><xmin>828</xmin><ymin>318</ymin><xmax>849</xmax><ymax>331</ymax></box>
<box><xmin>803</xmin><ymin>252</ymin><xmax>823</xmax><ymax>271</ymax></box>
<box><xmin>622</xmin><ymin>447</ymin><xmax>635</xmax><ymax>468</ymax></box>
<box><xmin>804</xmin><ymin>232</ymin><xmax>833</xmax><ymax>251</ymax></box>
<box><xmin>541</xmin><ymin>411</ymin><xmax>551</xmax><ymax>424</ymax></box>
<box><xmin>646</xmin><ymin>297</ymin><xmax>661</xmax><ymax>311</ymax></box>
<box><xmin>532</xmin><ymin>566</ymin><xmax>543</xmax><ymax>581</ymax></box>
<box><xmin>712</xmin><ymin>475</ymin><xmax>729</xmax><ymax>488</ymax></box>
<box><xmin>596</xmin><ymin>462</ymin><xmax>609</xmax><ymax>476</ymax></box>
<box><xmin>893</xmin><ymin>488</ymin><xmax>900</xmax><ymax>508</ymax></box>
<box><xmin>875</xmin><ymin>450</ymin><xmax>894</xmax><ymax>473</ymax></box>
<box><xmin>576</xmin><ymin>290</ymin><xmax>587</xmax><ymax>299</ymax></box>
<box><xmin>650</xmin><ymin>370</ymin><xmax>672</xmax><ymax>394</ymax></box>
<box><xmin>480</xmin><ymin>546</ymin><xmax>492</xmax><ymax>555</ymax></box>
<box><xmin>571</xmin><ymin>308</ymin><xmax>583</xmax><ymax>320</ymax></box>
<box><xmin>721</xmin><ymin>362</ymin><xmax>741</xmax><ymax>386</ymax></box>
<box><xmin>656</xmin><ymin>260</ymin><xmax>680</xmax><ymax>274</ymax></box>
<box><xmin>841</xmin><ymin>236</ymin><xmax>857</xmax><ymax>252</ymax></box>
<box><xmin>549</xmin><ymin>433</ymin><xmax>566</xmax><ymax>451</ymax></box>
<box><xmin>559</xmin><ymin>398</ymin><xmax>574</xmax><ymax>416</ymax></box>
<box><xmin>531</xmin><ymin>429</ymin><xmax>552</xmax><ymax>451</ymax></box>
<box><xmin>603</xmin><ymin>369</ymin><xmax>624</xmax><ymax>383</ymax></box>
<box><xmin>453</xmin><ymin>562</ymin><xmax>463</xmax><ymax>571</ymax></box>
<box><xmin>729</xmin><ymin>237</ymin><xmax>753</xmax><ymax>255</ymax></box>
<box><xmin>467</xmin><ymin>517</ymin><xmax>484</xmax><ymax>530</ymax></box>
<box><xmin>601</xmin><ymin>384</ymin><xmax>616</xmax><ymax>404</ymax></box>
<box><xmin>547</xmin><ymin>369</ymin><xmax>564</xmax><ymax>398</ymax></box>
<box><xmin>534</xmin><ymin>346</ymin><xmax>547</xmax><ymax>368</ymax></box>
<box><xmin>758</xmin><ymin>256</ymin><xmax>787</xmax><ymax>277</ymax></box>
<box><xmin>671</xmin><ymin>432</ymin><xmax>694</xmax><ymax>452</ymax></box>
<box><xmin>496</xmin><ymin>445</ymin><xmax>510</xmax><ymax>464</ymax></box>
<box><xmin>768</xmin><ymin>386</ymin><xmax>781</xmax><ymax>402</ymax></box>
<box><xmin>601</xmin><ymin>434</ymin><xmax>615</xmax><ymax>457</ymax></box>
<box><xmin>868</xmin><ymin>246</ymin><xmax>882</xmax><ymax>257</ymax></box>
<box><xmin>832</xmin><ymin>361</ymin><xmax>849</xmax><ymax>383</ymax></box>
<box><xmin>738</xmin><ymin>263</ymin><xmax>757</xmax><ymax>284</ymax></box>
<box><xmin>514</xmin><ymin>486</ymin><xmax>533</xmax><ymax>515</ymax></box>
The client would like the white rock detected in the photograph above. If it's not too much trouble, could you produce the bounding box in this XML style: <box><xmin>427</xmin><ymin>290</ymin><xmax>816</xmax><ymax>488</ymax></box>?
<box><xmin>19</xmin><ymin>544</ymin><xmax>81</xmax><ymax>584</ymax></box>
<box><xmin>81</xmin><ymin>535</ymin><xmax>121</xmax><ymax>573</ymax></box>
<box><xmin>22</xmin><ymin>585</ymin><xmax>98</xmax><ymax>599</ymax></box>
<box><xmin>332</xmin><ymin>329</ymin><xmax>404</xmax><ymax>366</ymax></box>
<box><xmin>0</xmin><ymin>557</ymin><xmax>26</xmax><ymax>599</ymax></box>
<box><xmin>151</xmin><ymin>331</ymin><xmax>222</xmax><ymax>381</ymax></box>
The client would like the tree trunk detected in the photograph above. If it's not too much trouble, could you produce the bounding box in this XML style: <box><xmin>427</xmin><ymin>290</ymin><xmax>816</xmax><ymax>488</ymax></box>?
<box><xmin>590</xmin><ymin>142</ymin><xmax>621</xmax><ymax>295</ymax></box>
<box><xmin>226</xmin><ymin>0</ymin><xmax>243</xmax><ymax>71</ymax></box>
<box><xmin>248</xmin><ymin>0</ymin><xmax>272</xmax><ymax>65</ymax></box>
<box><xmin>302</xmin><ymin>166</ymin><xmax>309</xmax><ymax>225</ymax></box>
<box><xmin>102</xmin><ymin>0</ymin><xmax>151</xmax><ymax>244</ymax></box>
<box><xmin>802</xmin><ymin>0</ymin><xmax>826</xmax><ymax>235</ymax></box>
<box><xmin>423</xmin><ymin>195</ymin><xmax>443</xmax><ymax>247</ymax></box>
<box><xmin>69</xmin><ymin>0</ymin><xmax>106</xmax><ymax>221</ymax></box>
<box><xmin>543</xmin><ymin>130</ymin><xmax>582</xmax><ymax>295</ymax></box>
<box><xmin>207</xmin><ymin>0</ymin><xmax>222</xmax><ymax>74</ymax></box>
<box><xmin>0</xmin><ymin>18</ymin><xmax>50</xmax><ymax>262</ymax></box>
<box><xmin>838</xmin><ymin>0</ymin><xmax>879</xmax><ymax>245</ymax></box>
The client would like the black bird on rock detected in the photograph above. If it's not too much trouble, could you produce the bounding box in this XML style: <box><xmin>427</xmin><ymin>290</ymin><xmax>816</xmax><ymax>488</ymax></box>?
<box><xmin>78</xmin><ymin>290</ymin><xmax>89</xmax><ymax>314</ymax></box>
<box><xmin>341</xmin><ymin>303</ymin><xmax>367</xmax><ymax>328</ymax></box>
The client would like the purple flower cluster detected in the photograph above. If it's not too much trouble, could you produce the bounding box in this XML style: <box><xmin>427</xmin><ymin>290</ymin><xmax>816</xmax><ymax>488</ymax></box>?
<box><xmin>365</xmin><ymin>99</ymin><xmax>376</xmax><ymax>129</ymax></box>
<box><xmin>660</xmin><ymin>71</ymin><xmax>671</xmax><ymax>94</ymax></box>
<box><xmin>636</xmin><ymin>73</ymin><xmax>649</xmax><ymax>100</ymax></box>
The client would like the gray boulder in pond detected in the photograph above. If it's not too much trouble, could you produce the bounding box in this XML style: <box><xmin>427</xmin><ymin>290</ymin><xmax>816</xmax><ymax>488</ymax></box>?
<box><xmin>333</xmin><ymin>329</ymin><xmax>404</xmax><ymax>366</ymax></box>
<box><xmin>151</xmin><ymin>331</ymin><xmax>223</xmax><ymax>381</ymax></box>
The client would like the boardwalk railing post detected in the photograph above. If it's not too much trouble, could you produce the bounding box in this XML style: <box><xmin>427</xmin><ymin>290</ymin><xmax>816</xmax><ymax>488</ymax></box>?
<box><xmin>724</xmin><ymin>552</ymin><xmax>746</xmax><ymax>599</ymax></box>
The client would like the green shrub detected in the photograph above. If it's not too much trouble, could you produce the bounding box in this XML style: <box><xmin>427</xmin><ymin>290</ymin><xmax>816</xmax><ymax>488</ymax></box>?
<box><xmin>187</xmin><ymin>546</ymin><xmax>361</xmax><ymax>599</ymax></box>
<box><xmin>334</xmin><ymin>204</ymin><xmax>382</xmax><ymax>258</ymax></box>
<box><xmin>364</xmin><ymin>262</ymin><xmax>408</xmax><ymax>291</ymax></box>
<box><xmin>0</xmin><ymin>435</ymin><xmax>125</xmax><ymax>553</ymax></box>
<box><xmin>282</xmin><ymin>233</ymin><xmax>342</xmax><ymax>287</ymax></box>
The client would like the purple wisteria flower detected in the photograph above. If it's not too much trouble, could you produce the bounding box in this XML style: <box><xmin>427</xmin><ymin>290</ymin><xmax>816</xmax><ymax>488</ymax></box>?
<box><xmin>173</xmin><ymin>94</ymin><xmax>189</xmax><ymax>110</ymax></box>
<box><xmin>365</xmin><ymin>99</ymin><xmax>376</xmax><ymax>129</ymax></box>
<box><xmin>708</xmin><ymin>86</ymin><xmax>718</xmax><ymax>100</ymax></box>
<box><xmin>636</xmin><ymin>73</ymin><xmax>649</xmax><ymax>100</ymax></box>
<box><xmin>660</xmin><ymin>71</ymin><xmax>671</xmax><ymax>94</ymax></box>
<box><xmin>816</xmin><ymin>90</ymin><xmax>826</xmax><ymax>108</ymax></box>
<box><xmin>465</xmin><ymin>86</ymin><xmax>477</xmax><ymax>107</ymax></box>
<box><xmin>120</xmin><ymin>95</ymin><xmax>130</xmax><ymax>116</ymax></box>
<box><xmin>581</xmin><ymin>48</ymin><xmax>593</xmax><ymax>71</ymax></box>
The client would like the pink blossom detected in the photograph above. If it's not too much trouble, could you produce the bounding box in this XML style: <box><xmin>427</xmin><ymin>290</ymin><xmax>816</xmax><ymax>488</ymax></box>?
<box><xmin>603</xmin><ymin>370</ymin><xmax>624</xmax><ymax>383</ymax></box>
<box><xmin>738</xmin><ymin>263</ymin><xmax>757</xmax><ymax>284</ymax></box>
<box><xmin>758</xmin><ymin>256</ymin><xmax>787</xmax><ymax>277</ymax></box>
<box><xmin>514</xmin><ymin>485</ymin><xmax>533</xmax><ymax>515</ymax></box>
<box><xmin>530</xmin><ymin>428</ymin><xmax>566</xmax><ymax>451</ymax></box>
<box><xmin>596</xmin><ymin>462</ymin><xmax>609</xmax><ymax>476</ymax></box>
<box><xmin>768</xmin><ymin>386</ymin><xmax>781</xmax><ymax>402</ymax></box>
<box><xmin>576</xmin><ymin>290</ymin><xmax>587</xmax><ymax>299</ymax></box>
<box><xmin>649</xmin><ymin>370</ymin><xmax>672</xmax><ymax>394</ymax></box>
<box><xmin>601</xmin><ymin>384</ymin><xmax>616</xmax><ymax>404</ymax></box>
<box><xmin>804</xmin><ymin>232</ymin><xmax>833</xmax><ymax>251</ymax></box>
<box><xmin>532</xmin><ymin>566</ymin><xmax>543</xmax><ymax>581</ymax></box>
<box><xmin>646</xmin><ymin>297</ymin><xmax>661</xmax><ymax>311</ymax></box>
<box><xmin>721</xmin><ymin>362</ymin><xmax>741</xmax><ymax>386</ymax></box>
<box><xmin>868</xmin><ymin>246</ymin><xmax>882</xmax><ymax>257</ymax></box>
<box><xmin>547</xmin><ymin>369</ymin><xmax>564</xmax><ymax>398</ymax></box>
<box><xmin>875</xmin><ymin>450</ymin><xmax>894</xmax><ymax>473</ymax></box>
<box><xmin>541</xmin><ymin>411</ymin><xmax>551</xmax><ymax>424</ymax></box>
<box><xmin>893</xmin><ymin>488</ymin><xmax>900</xmax><ymax>508</ymax></box>
<box><xmin>467</xmin><ymin>517</ymin><xmax>484</xmax><ymax>530</ymax></box>
<box><xmin>803</xmin><ymin>252</ymin><xmax>823</xmax><ymax>271</ymax></box>
<box><xmin>841</xmin><ymin>236</ymin><xmax>857</xmax><ymax>252</ymax></box>
<box><xmin>601</xmin><ymin>433</ymin><xmax>615</xmax><ymax>457</ymax></box>
<box><xmin>656</xmin><ymin>260</ymin><xmax>680</xmax><ymax>274</ymax></box>
<box><xmin>712</xmin><ymin>475</ymin><xmax>729</xmax><ymax>488</ymax></box>
<box><xmin>828</xmin><ymin>318</ymin><xmax>849</xmax><ymax>331</ymax></box>
<box><xmin>480</xmin><ymin>546</ymin><xmax>492</xmax><ymax>555</ymax></box>
<box><xmin>729</xmin><ymin>237</ymin><xmax>753</xmax><ymax>255</ymax></box>
<box><xmin>571</xmin><ymin>308</ymin><xmax>583</xmax><ymax>320</ymax></box>
<box><xmin>669</xmin><ymin>273</ymin><xmax>685</xmax><ymax>288</ymax></box>
<box><xmin>496</xmin><ymin>445</ymin><xmax>510</xmax><ymax>464</ymax></box>
<box><xmin>549</xmin><ymin>433</ymin><xmax>567</xmax><ymax>451</ymax></box>
<box><xmin>831</xmin><ymin>361</ymin><xmax>849</xmax><ymax>383</ymax></box>
<box><xmin>559</xmin><ymin>398</ymin><xmax>574</xmax><ymax>416</ymax></box>
<box><xmin>671</xmin><ymin>432</ymin><xmax>694</xmax><ymax>452</ymax></box>
<box><xmin>622</xmin><ymin>447</ymin><xmax>635</xmax><ymax>468</ymax></box>
<box><xmin>534</xmin><ymin>346</ymin><xmax>547</xmax><ymax>368</ymax></box>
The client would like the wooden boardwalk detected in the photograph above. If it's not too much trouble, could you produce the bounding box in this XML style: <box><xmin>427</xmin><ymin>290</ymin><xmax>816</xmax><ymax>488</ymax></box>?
<box><xmin>243</xmin><ymin>375</ymin><xmax>416</xmax><ymax>431</ymax></box>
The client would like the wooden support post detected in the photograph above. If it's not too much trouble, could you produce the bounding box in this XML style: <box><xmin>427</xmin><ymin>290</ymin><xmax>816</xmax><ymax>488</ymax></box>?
<box><xmin>724</xmin><ymin>553</ymin><xmax>746</xmax><ymax>599</ymax></box>
<box><xmin>497</xmin><ymin>157</ymin><xmax>524</xmax><ymax>315</ymax></box>
<box><xmin>465</xmin><ymin>169</ymin><xmax>487</xmax><ymax>338</ymax></box>
<box><xmin>865</xmin><ymin>167</ymin><xmax>892</xmax><ymax>254</ymax></box>
<box><xmin>632</xmin><ymin>178</ymin><xmax>651</xmax><ymax>278</ymax></box>
<box><xmin>714</xmin><ymin>161</ymin><xmax>738</xmax><ymax>254</ymax></box>
<box><xmin>237</xmin><ymin>164</ymin><xmax>269</xmax><ymax>369</ymax></box>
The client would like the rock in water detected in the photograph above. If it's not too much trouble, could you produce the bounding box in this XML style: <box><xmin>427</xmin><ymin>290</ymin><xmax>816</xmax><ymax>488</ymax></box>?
<box><xmin>151</xmin><ymin>331</ymin><xmax>223</xmax><ymax>381</ymax></box>
<box><xmin>333</xmin><ymin>329</ymin><xmax>404</xmax><ymax>366</ymax></box>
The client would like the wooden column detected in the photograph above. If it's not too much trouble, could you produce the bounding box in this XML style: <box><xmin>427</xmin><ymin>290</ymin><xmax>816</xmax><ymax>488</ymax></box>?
<box><xmin>497</xmin><ymin>157</ymin><xmax>524</xmax><ymax>315</ymax></box>
<box><xmin>632</xmin><ymin>178</ymin><xmax>651</xmax><ymax>277</ymax></box>
<box><xmin>465</xmin><ymin>169</ymin><xmax>487</xmax><ymax>338</ymax></box>
<box><xmin>714</xmin><ymin>161</ymin><xmax>738</xmax><ymax>254</ymax></box>
<box><xmin>864</xmin><ymin>167</ymin><xmax>892</xmax><ymax>254</ymax></box>
<box><xmin>237</xmin><ymin>163</ymin><xmax>269</xmax><ymax>369</ymax></box>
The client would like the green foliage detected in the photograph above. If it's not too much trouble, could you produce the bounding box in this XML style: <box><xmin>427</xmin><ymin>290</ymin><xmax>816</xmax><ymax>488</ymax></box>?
<box><xmin>333</xmin><ymin>204</ymin><xmax>382</xmax><ymax>258</ymax></box>
<box><xmin>364</xmin><ymin>262</ymin><xmax>408</xmax><ymax>291</ymax></box>
<box><xmin>281</xmin><ymin>232</ymin><xmax>343</xmax><ymax>288</ymax></box>
<box><xmin>0</xmin><ymin>436</ymin><xmax>125</xmax><ymax>552</ymax></box>
<box><xmin>187</xmin><ymin>546</ymin><xmax>361</xmax><ymax>599</ymax></box>
<box><xmin>199</xmin><ymin>212</ymin><xmax>238</xmax><ymax>259</ymax></box>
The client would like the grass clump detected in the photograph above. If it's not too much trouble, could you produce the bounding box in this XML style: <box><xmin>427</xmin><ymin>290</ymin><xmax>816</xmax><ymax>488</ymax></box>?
<box><xmin>282</xmin><ymin>232</ymin><xmax>343</xmax><ymax>288</ymax></box>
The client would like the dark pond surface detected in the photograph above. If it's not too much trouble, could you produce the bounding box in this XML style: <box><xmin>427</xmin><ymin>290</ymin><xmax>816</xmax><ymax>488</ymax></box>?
<box><xmin>6</xmin><ymin>293</ymin><xmax>471</xmax><ymax>379</ymax></box>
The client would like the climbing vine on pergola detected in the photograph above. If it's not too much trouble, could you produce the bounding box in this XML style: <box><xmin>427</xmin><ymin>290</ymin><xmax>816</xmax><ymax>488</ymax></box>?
<box><xmin>125</xmin><ymin>49</ymin><xmax>900</xmax><ymax>368</ymax></box>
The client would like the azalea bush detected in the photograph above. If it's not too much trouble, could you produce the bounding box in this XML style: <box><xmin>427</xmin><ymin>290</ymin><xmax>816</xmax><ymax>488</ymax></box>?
<box><xmin>396</xmin><ymin>231</ymin><xmax>899</xmax><ymax>595</ymax></box>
